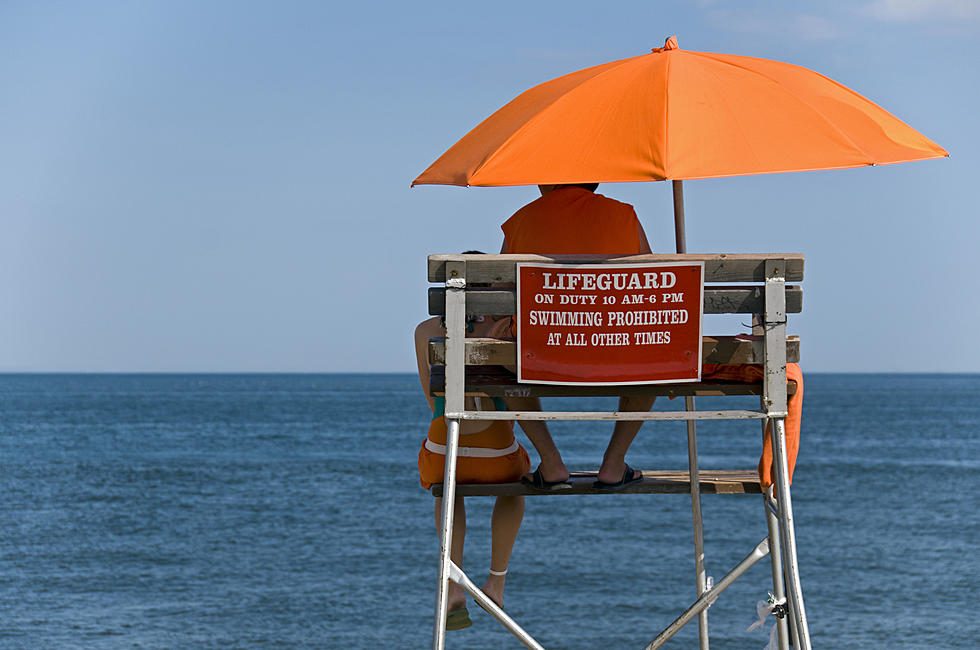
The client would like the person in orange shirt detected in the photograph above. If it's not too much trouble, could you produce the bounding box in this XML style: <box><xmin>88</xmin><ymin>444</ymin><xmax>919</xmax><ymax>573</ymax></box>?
<box><xmin>501</xmin><ymin>183</ymin><xmax>651</xmax><ymax>256</ymax></box>
<box><xmin>499</xmin><ymin>183</ymin><xmax>802</xmax><ymax>493</ymax></box>
<box><xmin>498</xmin><ymin>183</ymin><xmax>656</xmax><ymax>491</ymax></box>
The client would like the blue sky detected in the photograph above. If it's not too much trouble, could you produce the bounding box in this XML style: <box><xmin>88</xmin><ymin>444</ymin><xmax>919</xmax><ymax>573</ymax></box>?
<box><xmin>1</xmin><ymin>1</ymin><xmax>976</xmax><ymax>372</ymax></box>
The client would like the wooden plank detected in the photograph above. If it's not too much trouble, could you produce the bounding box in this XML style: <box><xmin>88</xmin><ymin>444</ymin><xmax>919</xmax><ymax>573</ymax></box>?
<box><xmin>428</xmin><ymin>367</ymin><xmax>798</xmax><ymax>398</ymax></box>
<box><xmin>429</xmin><ymin>335</ymin><xmax>801</xmax><ymax>366</ymax></box>
<box><xmin>430</xmin><ymin>470</ymin><xmax>762</xmax><ymax>497</ymax></box>
<box><xmin>428</xmin><ymin>285</ymin><xmax>803</xmax><ymax>315</ymax></box>
<box><xmin>429</xmin><ymin>253</ymin><xmax>804</xmax><ymax>283</ymax></box>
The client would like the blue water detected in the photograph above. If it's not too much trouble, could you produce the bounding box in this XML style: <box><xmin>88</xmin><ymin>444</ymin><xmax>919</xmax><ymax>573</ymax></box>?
<box><xmin>1</xmin><ymin>373</ymin><xmax>977</xmax><ymax>648</ymax></box>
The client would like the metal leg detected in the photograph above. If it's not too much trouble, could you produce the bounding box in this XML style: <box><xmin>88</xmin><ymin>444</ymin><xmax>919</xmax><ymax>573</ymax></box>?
<box><xmin>432</xmin><ymin>418</ymin><xmax>462</xmax><ymax>650</ymax></box>
<box><xmin>769</xmin><ymin>491</ymin><xmax>802</xmax><ymax>650</ymax></box>
<box><xmin>787</xmin><ymin>597</ymin><xmax>802</xmax><ymax>650</ymax></box>
<box><xmin>434</xmin><ymin>259</ymin><xmax>467</xmax><ymax>649</ymax></box>
<box><xmin>764</xmin><ymin>487</ymin><xmax>791</xmax><ymax>650</ymax></box>
<box><xmin>685</xmin><ymin>396</ymin><xmax>709</xmax><ymax>650</ymax></box>
<box><xmin>770</xmin><ymin>417</ymin><xmax>812</xmax><ymax>650</ymax></box>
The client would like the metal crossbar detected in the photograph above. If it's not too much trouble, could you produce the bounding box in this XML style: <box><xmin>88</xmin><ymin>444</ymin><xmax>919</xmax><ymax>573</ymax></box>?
<box><xmin>447</xmin><ymin>409</ymin><xmax>770</xmax><ymax>421</ymax></box>
<box><xmin>644</xmin><ymin>539</ymin><xmax>772</xmax><ymax>649</ymax></box>
<box><xmin>448</xmin><ymin>562</ymin><xmax>544</xmax><ymax>650</ymax></box>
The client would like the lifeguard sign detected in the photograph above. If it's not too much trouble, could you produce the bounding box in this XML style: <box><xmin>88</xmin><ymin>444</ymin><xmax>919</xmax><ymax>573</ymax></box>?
<box><xmin>517</xmin><ymin>262</ymin><xmax>704</xmax><ymax>385</ymax></box>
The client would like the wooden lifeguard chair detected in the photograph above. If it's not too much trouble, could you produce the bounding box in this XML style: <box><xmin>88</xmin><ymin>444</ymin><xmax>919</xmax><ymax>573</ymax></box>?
<box><xmin>426</xmin><ymin>252</ymin><xmax>811</xmax><ymax>650</ymax></box>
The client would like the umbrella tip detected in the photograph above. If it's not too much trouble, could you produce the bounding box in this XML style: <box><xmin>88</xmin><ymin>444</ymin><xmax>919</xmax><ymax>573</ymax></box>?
<box><xmin>651</xmin><ymin>35</ymin><xmax>678</xmax><ymax>53</ymax></box>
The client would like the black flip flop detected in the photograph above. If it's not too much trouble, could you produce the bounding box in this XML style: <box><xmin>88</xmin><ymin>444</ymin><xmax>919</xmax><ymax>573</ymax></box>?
<box><xmin>593</xmin><ymin>464</ymin><xmax>643</xmax><ymax>491</ymax></box>
<box><xmin>521</xmin><ymin>467</ymin><xmax>572</xmax><ymax>492</ymax></box>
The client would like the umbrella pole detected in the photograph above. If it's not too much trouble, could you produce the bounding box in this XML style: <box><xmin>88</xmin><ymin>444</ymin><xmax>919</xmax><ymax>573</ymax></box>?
<box><xmin>672</xmin><ymin>179</ymin><xmax>709</xmax><ymax>648</ymax></box>
<box><xmin>672</xmin><ymin>180</ymin><xmax>687</xmax><ymax>254</ymax></box>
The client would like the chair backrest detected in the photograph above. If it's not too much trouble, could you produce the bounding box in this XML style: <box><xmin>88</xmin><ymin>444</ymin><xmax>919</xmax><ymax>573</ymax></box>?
<box><xmin>427</xmin><ymin>253</ymin><xmax>802</xmax><ymax>406</ymax></box>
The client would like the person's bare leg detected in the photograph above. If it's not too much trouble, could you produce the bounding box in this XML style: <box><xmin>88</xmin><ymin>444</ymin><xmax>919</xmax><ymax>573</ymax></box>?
<box><xmin>434</xmin><ymin>496</ymin><xmax>467</xmax><ymax>611</ymax></box>
<box><xmin>596</xmin><ymin>395</ymin><xmax>656</xmax><ymax>483</ymax></box>
<box><xmin>481</xmin><ymin>495</ymin><xmax>524</xmax><ymax>607</ymax></box>
<box><xmin>504</xmin><ymin>396</ymin><xmax>568</xmax><ymax>482</ymax></box>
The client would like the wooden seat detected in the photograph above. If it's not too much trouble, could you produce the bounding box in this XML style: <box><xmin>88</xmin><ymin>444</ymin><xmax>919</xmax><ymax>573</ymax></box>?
<box><xmin>431</xmin><ymin>469</ymin><xmax>762</xmax><ymax>497</ymax></box>
<box><xmin>427</xmin><ymin>253</ymin><xmax>801</xmax><ymax>411</ymax></box>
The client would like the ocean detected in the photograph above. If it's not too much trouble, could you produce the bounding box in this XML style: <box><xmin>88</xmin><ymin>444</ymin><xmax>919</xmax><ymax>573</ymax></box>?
<box><xmin>1</xmin><ymin>373</ymin><xmax>977</xmax><ymax>649</ymax></box>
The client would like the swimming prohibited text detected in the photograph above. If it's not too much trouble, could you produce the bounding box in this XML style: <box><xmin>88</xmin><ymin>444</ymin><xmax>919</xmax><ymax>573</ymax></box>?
<box><xmin>516</xmin><ymin>262</ymin><xmax>704</xmax><ymax>384</ymax></box>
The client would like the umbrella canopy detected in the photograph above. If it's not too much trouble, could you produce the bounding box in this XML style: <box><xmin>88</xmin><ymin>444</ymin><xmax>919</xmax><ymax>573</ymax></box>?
<box><xmin>412</xmin><ymin>37</ymin><xmax>947</xmax><ymax>188</ymax></box>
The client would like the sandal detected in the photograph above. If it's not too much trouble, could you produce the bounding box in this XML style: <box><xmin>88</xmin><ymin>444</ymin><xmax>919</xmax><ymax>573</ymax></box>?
<box><xmin>446</xmin><ymin>608</ymin><xmax>472</xmax><ymax>630</ymax></box>
<box><xmin>521</xmin><ymin>467</ymin><xmax>572</xmax><ymax>492</ymax></box>
<box><xmin>593</xmin><ymin>465</ymin><xmax>642</xmax><ymax>491</ymax></box>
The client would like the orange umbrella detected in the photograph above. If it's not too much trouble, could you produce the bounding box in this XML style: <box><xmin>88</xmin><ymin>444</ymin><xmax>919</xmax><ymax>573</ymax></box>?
<box><xmin>412</xmin><ymin>36</ymin><xmax>947</xmax><ymax>251</ymax></box>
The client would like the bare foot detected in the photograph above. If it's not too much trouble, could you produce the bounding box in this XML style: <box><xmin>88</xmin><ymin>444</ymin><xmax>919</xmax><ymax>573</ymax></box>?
<box><xmin>447</xmin><ymin>582</ymin><xmax>466</xmax><ymax>612</ymax></box>
<box><xmin>481</xmin><ymin>573</ymin><xmax>506</xmax><ymax>609</ymax></box>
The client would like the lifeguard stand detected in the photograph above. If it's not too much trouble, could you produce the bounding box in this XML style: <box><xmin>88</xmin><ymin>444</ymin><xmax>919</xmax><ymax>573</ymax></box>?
<box><xmin>426</xmin><ymin>252</ymin><xmax>811</xmax><ymax>650</ymax></box>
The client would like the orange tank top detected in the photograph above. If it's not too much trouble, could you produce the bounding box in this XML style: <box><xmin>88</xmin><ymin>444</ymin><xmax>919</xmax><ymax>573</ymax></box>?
<box><xmin>501</xmin><ymin>186</ymin><xmax>646</xmax><ymax>254</ymax></box>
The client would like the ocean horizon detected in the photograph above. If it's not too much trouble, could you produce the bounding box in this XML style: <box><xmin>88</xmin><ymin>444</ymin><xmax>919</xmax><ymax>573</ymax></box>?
<box><xmin>2</xmin><ymin>372</ymin><xmax>977</xmax><ymax>648</ymax></box>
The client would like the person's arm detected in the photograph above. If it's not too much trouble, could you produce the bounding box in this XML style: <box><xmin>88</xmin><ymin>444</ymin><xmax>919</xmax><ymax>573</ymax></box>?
<box><xmin>414</xmin><ymin>317</ymin><xmax>444</xmax><ymax>412</ymax></box>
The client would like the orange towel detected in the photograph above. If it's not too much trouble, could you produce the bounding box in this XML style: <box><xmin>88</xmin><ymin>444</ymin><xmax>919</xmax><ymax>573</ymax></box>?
<box><xmin>702</xmin><ymin>363</ymin><xmax>803</xmax><ymax>490</ymax></box>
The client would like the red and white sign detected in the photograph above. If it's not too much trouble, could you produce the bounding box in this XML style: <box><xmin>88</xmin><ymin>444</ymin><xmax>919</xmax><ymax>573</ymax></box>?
<box><xmin>516</xmin><ymin>262</ymin><xmax>704</xmax><ymax>385</ymax></box>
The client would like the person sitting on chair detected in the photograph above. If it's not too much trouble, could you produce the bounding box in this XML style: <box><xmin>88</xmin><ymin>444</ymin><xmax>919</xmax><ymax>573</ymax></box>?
<box><xmin>497</xmin><ymin>182</ymin><xmax>656</xmax><ymax>491</ymax></box>
<box><xmin>499</xmin><ymin>182</ymin><xmax>802</xmax><ymax>494</ymax></box>
<box><xmin>414</xmin><ymin>262</ymin><xmax>530</xmax><ymax>631</ymax></box>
